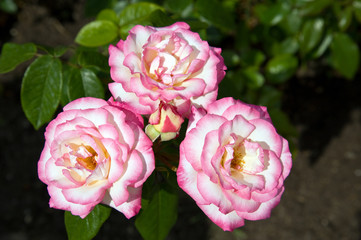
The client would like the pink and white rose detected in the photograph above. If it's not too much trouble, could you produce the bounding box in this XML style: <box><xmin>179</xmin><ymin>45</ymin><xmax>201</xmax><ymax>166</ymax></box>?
<box><xmin>108</xmin><ymin>22</ymin><xmax>226</xmax><ymax>117</ymax></box>
<box><xmin>38</xmin><ymin>97</ymin><xmax>154</xmax><ymax>219</ymax></box>
<box><xmin>177</xmin><ymin>98</ymin><xmax>292</xmax><ymax>231</ymax></box>
<box><xmin>145</xmin><ymin>102</ymin><xmax>184</xmax><ymax>142</ymax></box>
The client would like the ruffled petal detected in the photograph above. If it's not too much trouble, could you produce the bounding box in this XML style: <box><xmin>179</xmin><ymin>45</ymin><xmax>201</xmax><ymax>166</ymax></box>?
<box><xmin>198</xmin><ymin>204</ymin><xmax>245</xmax><ymax>231</ymax></box>
<box><xmin>248</xmin><ymin>119</ymin><xmax>283</xmax><ymax>156</ymax></box>
<box><xmin>48</xmin><ymin>185</ymin><xmax>95</xmax><ymax>218</ymax></box>
<box><xmin>102</xmin><ymin>187</ymin><xmax>142</xmax><ymax>219</ymax></box>
<box><xmin>62</xmin><ymin>180</ymin><xmax>109</xmax><ymax>205</ymax></box>
<box><xmin>177</xmin><ymin>145</ymin><xmax>207</xmax><ymax>205</ymax></box>
<box><xmin>238</xmin><ymin>187</ymin><xmax>284</xmax><ymax>221</ymax></box>
<box><xmin>197</xmin><ymin>172</ymin><xmax>234</xmax><ymax>214</ymax></box>
<box><xmin>109</xmin><ymin>82</ymin><xmax>155</xmax><ymax>115</ymax></box>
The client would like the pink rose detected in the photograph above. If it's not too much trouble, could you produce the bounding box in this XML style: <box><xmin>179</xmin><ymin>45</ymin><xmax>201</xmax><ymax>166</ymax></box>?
<box><xmin>38</xmin><ymin>97</ymin><xmax>154</xmax><ymax>219</ymax></box>
<box><xmin>145</xmin><ymin>102</ymin><xmax>184</xmax><ymax>142</ymax></box>
<box><xmin>177</xmin><ymin>98</ymin><xmax>292</xmax><ymax>231</ymax></box>
<box><xmin>108</xmin><ymin>22</ymin><xmax>226</xmax><ymax>117</ymax></box>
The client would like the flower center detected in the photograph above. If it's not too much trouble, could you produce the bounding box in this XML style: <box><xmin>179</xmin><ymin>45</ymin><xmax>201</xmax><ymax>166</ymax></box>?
<box><xmin>229</xmin><ymin>139</ymin><xmax>265</xmax><ymax>174</ymax></box>
<box><xmin>68</xmin><ymin>143</ymin><xmax>98</xmax><ymax>171</ymax></box>
<box><xmin>230</xmin><ymin>144</ymin><xmax>246</xmax><ymax>171</ymax></box>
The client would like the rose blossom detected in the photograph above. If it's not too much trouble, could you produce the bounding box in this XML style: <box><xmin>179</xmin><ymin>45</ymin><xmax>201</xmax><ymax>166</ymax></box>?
<box><xmin>38</xmin><ymin>97</ymin><xmax>154</xmax><ymax>218</ymax></box>
<box><xmin>145</xmin><ymin>101</ymin><xmax>184</xmax><ymax>142</ymax></box>
<box><xmin>177</xmin><ymin>98</ymin><xmax>292</xmax><ymax>231</ymax></box>
<box><xmin>108</xmin><ymin>22</ymin><xmax>226</xmax><ymax>117</ymax></box>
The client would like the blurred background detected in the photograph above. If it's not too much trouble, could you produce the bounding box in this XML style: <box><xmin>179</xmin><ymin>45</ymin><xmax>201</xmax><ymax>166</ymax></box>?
<box><xmin>0</xmin><ymin>0</ymin><xmax>361</xmax><ymax>239</ymax></box>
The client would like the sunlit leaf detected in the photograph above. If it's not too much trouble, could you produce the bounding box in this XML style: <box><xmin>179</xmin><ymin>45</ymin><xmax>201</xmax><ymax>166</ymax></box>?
<box><xmin>75</xmin><ymin>20</ymin><xmax>118</xmax><ymax>47</ymax></box>
<box><xmin>96</xmin><ymin>9</ymin><xmax>118</xmax><ymax>23</ymax></box>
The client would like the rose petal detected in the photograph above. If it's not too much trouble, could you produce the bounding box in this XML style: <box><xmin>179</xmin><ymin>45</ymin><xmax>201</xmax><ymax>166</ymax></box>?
<box><xmin>198</xmin><ymin>204</ymin><xmax>245</xmax><ymax>231</ymax></box>
<box><xmin>48</xmin><ymin>185</ymin><xmax>94</xmax><ymax>218</ymax></box>
<box><xmin>102</xmin><ymin>187</ymin><xmax>142</xmax><ymax>219</ymax></box>
<box><xmin>237</xmin><ymin>187</ymin><xmax>284</xmax><ymax>221</ymax></box>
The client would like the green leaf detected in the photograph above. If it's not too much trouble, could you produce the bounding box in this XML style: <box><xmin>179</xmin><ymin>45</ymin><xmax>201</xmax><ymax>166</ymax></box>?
<box><xmin>147</xmin><ymin>9</ymin><xmax>175</xmax><ymax>27</ymax></box>
<box><xmin>164</xmin><ymin>0</ymin><xmax>192</xmax><ymax>16</ymax></box>
<box><xmin>254</xmin><ymin>2</ymin><xmax>289</xmax><ymax>26</ymax></box>
<box><xmin>218</xmin><ymin>70</ymin><xmax>244</xmax><ymax>99</ymax></box>
<box><xmin>353</xmin><ymin>0</ymin><xmax>361</xmax><ymax>23</ymax></box>
<box><xmin>195</xmin><ymin>0</ymin><xmax>236</xmax><ymax>31</ymax></box>
<box><xmin>118</xmin><ymin>2</ymin><xmax>164</xmax><ymax>39</ymax></box>
<box><xmin>265</xmin><ymin>54</ymin><xmax>298</xmax><ymax>84</ymax></box>
<box><xmin>118</xmin><ymin>2</ymin><xmax>163</xmax><ymax>26</ymax></box>
<box><xmin>239</xmin><ymin>49</ymin><xmax>265</xmax><ymax>67</ymax></box>
<box><xmin>234</xmin><ymin>22</ymin><xmax>250</xmax><ymax>50</ymax></box>
<box><xmin>271</xmin><ymin>37</ymin><xmax>299</xmax><ymax>56</ymax></box>
<box><xmin>37</xmin><ymin>45</ymin><xmax>68</xmax><ymax>57</ymax></box>
<box><xmin>330</xmin><ymin>33</ymin><xmax>360</xmax><ymax>79</ymax></box>
<box><xmin>257</xmin><ymin>85</ymin><xmax>282</xmax><ymax>109</ymax></box>
<box><xmin>96</xmin><ymin>9</ymin><xmax>118</xmax><ymax>23</ymax></box>
<box><xmin>299</xmin><ymin>18</ymin><xmax>324</xmax><ymax>56</ymax></box>
<box><xmin>65</xmin><ymin>204</ymin><xmax>111</xmax><ymax>240</ymax></box>
<box><xmin>312</xmin><ymin>31</ymin><xmax>332</xmax><ymax>59</ymax></box>
<box><xmin>299</xmin><ymin>0</ymin><xmax>332</xmax><ymax>16</ymax></box>
<box><xmin>241</xmin><ymin>67</ymin><xmax>265</xmax><ymax>89</ymax></box>
<box><xmin>60</xmin><ymin>65</ymin><xmax>72</xmax><ymax>106</ymax></box>
<box><xmin>222</xmin><ymin>50</ymin><xmax>240</xmax><ymax>68</ymax></box>
<box><xmin>84</xmin><ymin>0</ymin><xmax>116</xmax><ymax>17</ymax></box>
<box><xmin>135</xmin><ymin>172</ymin><xmax>178</xmax><ymax>240</ymax></box>
<box><xmin>0</xmin><ymin>43</ymin><xmax>36</xmax><ymax>73</ymax></box>
<box><xmin>77</xmin><ymin>50</ymin><xmax>109</xmax><ymax>73</ymax></box>
<box><xmin>279</xmin><ymin>10</ymin><xmax>302</xmax><ymax>35</ymax></box>
<box><xmin>21</xmin><ymin>55</ymin><xmax>62</xmax><ymax>129</ymax></box>
<box><xmin>269</xmin><ymin>108</ymin><xmax>299</xmax><ymax>138</ymax></box>
<box><xmin>67</xmin><ymin>67</ymin><xmax>105</xmax><ymax>101</ymax></box>
<box><xmin>75</xmin><ymin>20</ymin><xmax>118</xmax><ymax>47</ymax></box>
<box><xmin>0</xmin><ymin>0</ymin><xmax>17</xmax><ymax>13</ymax></box>
<box><xmin>335</xmin><ymin>5</ymin><xmax>352</xmax><ymax>31</ymax></box>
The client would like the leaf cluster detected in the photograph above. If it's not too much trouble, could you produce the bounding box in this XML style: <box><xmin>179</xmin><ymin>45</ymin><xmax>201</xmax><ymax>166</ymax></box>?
<box><xmin>1</xmin><ymin>0</ymin><xmax>361</xmax><ymax>239</ymax></box>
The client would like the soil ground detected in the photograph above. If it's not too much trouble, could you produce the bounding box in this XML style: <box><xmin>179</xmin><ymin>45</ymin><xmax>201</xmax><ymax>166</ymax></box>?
<box><xmin>1</xmin><ymin>1</ymin><xmax>361</xmax><ymax>239</ymax></box>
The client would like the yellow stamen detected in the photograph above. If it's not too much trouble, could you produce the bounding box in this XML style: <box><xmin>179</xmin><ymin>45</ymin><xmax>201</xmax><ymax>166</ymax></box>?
<box><xmin>76</xmin><ymin>145</ymin><xmax>98</xmax><ymax>171</ymax></box>
<box><xmin>231</xmin><ymin>145</ymin><xmax>245</xmax><ymax>171</ymax></box>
